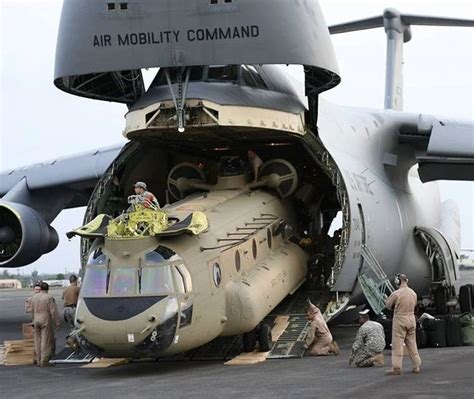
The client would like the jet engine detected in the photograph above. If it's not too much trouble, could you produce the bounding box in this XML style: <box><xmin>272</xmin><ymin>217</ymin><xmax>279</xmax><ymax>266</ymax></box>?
<box><xmin>0</xmin><ymin>201</ymin><xmax>58</xmax><ymax>267</ymax></box>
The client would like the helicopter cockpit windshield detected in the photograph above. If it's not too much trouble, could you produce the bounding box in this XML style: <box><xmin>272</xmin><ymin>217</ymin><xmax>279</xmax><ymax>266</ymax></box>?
<box><xmin>80</xmin><ymin>246</ymin><xmax>191</xmax><ymax>298</ymax></box>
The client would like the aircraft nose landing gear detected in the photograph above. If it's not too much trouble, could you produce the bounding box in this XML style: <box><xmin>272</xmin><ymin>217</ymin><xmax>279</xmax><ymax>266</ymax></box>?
<box><xmin>242</xmin><ymin>323</ymin><xmax>273</xmax><ymax>352</ymax></box>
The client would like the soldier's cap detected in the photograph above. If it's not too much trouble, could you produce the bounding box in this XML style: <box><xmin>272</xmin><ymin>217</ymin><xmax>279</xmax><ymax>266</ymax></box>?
<box><xmin>359</xmin><ymin>309</ymin><xmax>370</xmax><ymax>315</ymax></box>
<box><xmin>307</xmin><ymin>300</ymin><xmax>320</xmax><ymax>314</ymax></box>
<box><xmin>134</xmin><ymin>181</ymin><xmax>147</xmax><ymax>189</ymax></box>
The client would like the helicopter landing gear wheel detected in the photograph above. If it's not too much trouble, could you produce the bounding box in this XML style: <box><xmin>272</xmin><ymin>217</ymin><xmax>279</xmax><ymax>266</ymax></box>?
<box><xmin>242</xmin><ymin>330</ymin><xmax>257</xmax><ymax>352</ymax></box>
<box><xmin>257</xmin><ymin>323</ymin><xmax>273</xmax><ymax>352</ymax></box>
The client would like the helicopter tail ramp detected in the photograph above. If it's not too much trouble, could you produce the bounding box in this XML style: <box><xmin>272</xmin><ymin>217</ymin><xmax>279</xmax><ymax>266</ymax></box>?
<box><xmin>329</xmin><ymin>9</ymin><xmax>474</xmax><ymax>111</ymax></box>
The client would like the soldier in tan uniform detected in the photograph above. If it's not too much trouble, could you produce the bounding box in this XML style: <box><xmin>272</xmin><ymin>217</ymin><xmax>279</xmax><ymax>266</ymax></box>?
<box><xmin>247</xmin><ymin>150</ymin><xmax>263</xmax><ymax>182</ymax></box>
<box><xmin>384</xmin><ymin>274</ymin><xmax>421</xmax><ymax>375</ymax></box>
<box><xmin>304</xmin><ymin>303</ymin><xmax>339</xmax><ymax>356</ymax></box>
<box><xmin>62</xmin><ymin>275</ymin><xmax>80</xmax><ymax>328</ymax></box>
<box><xmin>25</xmin><ymin>282</ymin><xmax>41</xmax><ymax>314</ymax></box>
<box><xmin>31</xmin><ymin>282</ymin><xmax>61</xmax><ymax>367</ymax></box>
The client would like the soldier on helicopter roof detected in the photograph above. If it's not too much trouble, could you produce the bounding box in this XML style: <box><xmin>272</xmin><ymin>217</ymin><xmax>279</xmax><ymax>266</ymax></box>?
<box><xmin>129</xmin><ymin>181</ymin><xmax>160</xmax><ymax>209</ymax></box>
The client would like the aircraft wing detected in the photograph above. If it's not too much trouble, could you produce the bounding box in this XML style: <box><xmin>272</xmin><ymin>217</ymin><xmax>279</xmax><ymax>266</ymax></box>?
<box><xmin>397</xmin><ymin>115</ymin><xmax>474</xmax><ymax>182</ymax></box>
<box><xmin>0</xmin><ymin>144</ymin><xmax>123</xmax><ymax>209</ymax></box>
<box><xmin>0</xmin><ymin>144</ymin><xmax>124</xmax><ymax>268</ymax></box>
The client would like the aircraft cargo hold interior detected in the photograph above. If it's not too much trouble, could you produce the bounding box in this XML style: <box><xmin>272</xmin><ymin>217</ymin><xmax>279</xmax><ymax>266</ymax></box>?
<box><xmin>83</xmin><ymin>137</ymin><xmax>348</xmax><ymax>300</ymax></box>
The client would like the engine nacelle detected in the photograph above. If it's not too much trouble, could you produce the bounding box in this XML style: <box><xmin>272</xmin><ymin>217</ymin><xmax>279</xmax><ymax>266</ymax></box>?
<box><xmin>0</xmin><ymin>201</ymin><xmax>58</xmax><ymax>267</ymax></box>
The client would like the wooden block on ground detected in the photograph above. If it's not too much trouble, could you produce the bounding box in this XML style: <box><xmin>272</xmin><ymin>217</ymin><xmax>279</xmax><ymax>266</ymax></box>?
<box><xmin>0</xmin><ymin>345</ymin><xmax>5</xmax><ymax>365</ymax></box>
<box><xmin>225</xmin><ymin>316</ymin><xmax>290</xmax><ymax>366</ymax></box>
<box><xmin>81</xmin><ymin>358</ymin><xmax>130</xmax><ymax>368</ymax></box>
<box><xmin>3</xmin><ymin>339</ymin><xmax>35</xmax><ymax>366</ymax></box>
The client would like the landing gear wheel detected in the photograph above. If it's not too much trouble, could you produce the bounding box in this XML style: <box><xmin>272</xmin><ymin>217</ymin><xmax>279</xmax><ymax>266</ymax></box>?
<box><xmin>434</xmin><ymin>286</ymin><xmax>448</xmax><ymax>315</ymax></box>
<box><xmin>469</xmin><ymin>284</ymin><xmax>474</xmax><ymax>308</ymax></box>
<box><xmin>257</xmin><ymin>323</ymin><xmax>273</xmax><ymax>352</ymax></box>
<box><xmin>242</xmin><ymin>331</ymin><xmax>257</xmax><ymax>352</ymax></box>
<box><xmin>459</xmin><ymin>285</ymin><xmax>473</xmax><ymax>314</ymax></box>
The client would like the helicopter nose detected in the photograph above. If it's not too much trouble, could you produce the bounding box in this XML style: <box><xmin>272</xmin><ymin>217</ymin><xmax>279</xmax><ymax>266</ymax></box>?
<box><xmin>134</xmin><ymin>312</ymin><xmax>178</xmax><ymax>355</ymax></box>
<box><xmin>83</xmin><ymin>296</ymin><xmax>168</xmax><ymax>321</ymax></box>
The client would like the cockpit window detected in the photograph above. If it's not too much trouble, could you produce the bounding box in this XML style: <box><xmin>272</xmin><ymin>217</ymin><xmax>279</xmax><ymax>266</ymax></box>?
<box><xmin>144</xmin><ymin>251</ymin><xmax>165</xmax><ymax>264</ymax></box>
<box><xmin>81</xmin><ymin>267</ymin><xmax>107</xmax><ymax>297</ymax></box>
<box><xmin>109</xmin><ymin>267</ymin><xmax>137</xmax><ymax>296</ymax></box>
<box><xmin>153</xmin><ymin>245</ymin><xmax>177</xmax><ymax>261</ymax></box>
<box><xmin>150</xmin><ymin>64</ymin><xmax>270</xmax><ymax>90</ymax></box>
<box><xmin>141</xmin><ymin>266</ymin><xmax>174</xmax><ymax>295</ymax></box>
<box><xmin>241</xmin><ymin>65</ymin><xmax>268</xmax><ymax>89</ymax></box>
<box><xmin>87</xmin><ymin>250</ymin><xmax>106</xmax><ymax>265</ymax></box>
<box><xmin>207</xmin><ymin>65</ymin><xmax>238</xmax><ymax>82</ymax></box>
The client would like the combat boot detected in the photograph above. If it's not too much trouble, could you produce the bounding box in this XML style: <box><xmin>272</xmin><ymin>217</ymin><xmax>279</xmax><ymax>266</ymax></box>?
<box><xmin>330</xmin><ymin>341</ymin><xmax>340</xmax><ymax>355</ymax></box>
<box><xmin>39</xmin><ymin>362</ymin><xmax>55</xmax><ymax>367</ymax></box>
<box><xmin>384</xmin><ymin>368</ymin><xmax>401</xmax><ymax>376</ymax></box>
<box><xmin>370</xmin><ymin>353</ymin><xmax>385</xmax><ymax>367</ymax></box>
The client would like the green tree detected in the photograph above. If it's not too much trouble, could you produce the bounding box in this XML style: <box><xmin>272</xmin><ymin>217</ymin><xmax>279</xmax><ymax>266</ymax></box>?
<box><xmin>31</xmin><ymin>270</ymin><xmax>39</xmax><ymax>279</ymax></box>
<box><xmin>2</xmin><ymin>269</ymin><xmax>9</xmax><ymax>278</ymax></box>
<box><xmin>56</xmin><ymin>273</ymin><xmax>65</xmax><ymax>280</ymax></box>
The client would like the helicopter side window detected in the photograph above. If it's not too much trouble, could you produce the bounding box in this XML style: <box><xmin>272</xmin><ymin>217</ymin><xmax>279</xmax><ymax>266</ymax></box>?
<box><xmin>81</xmin><ymin>266</ymin><xmax>107</xmax><ymax>297</ymax></box>
<box><xmin>109</xmin><ymin>267</ymin><xmax>137</xmax><ymax>296</ymax></box>
<box><xmin>174</xmin><ymin>268</ymin><xmax>185</xmax><ymax>294</ymax></box>
<box><xmin>175</xmin><ymin>264</ymin><xmax>193</xmax><ymax>292</ymax></box>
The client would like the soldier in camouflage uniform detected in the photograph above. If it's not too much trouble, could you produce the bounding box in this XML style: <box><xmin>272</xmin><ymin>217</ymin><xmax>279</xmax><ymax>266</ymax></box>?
<box><xmin>349</xmin><ymin>309</ymin><xmax>385</xmax><ymax>367</ymax></box>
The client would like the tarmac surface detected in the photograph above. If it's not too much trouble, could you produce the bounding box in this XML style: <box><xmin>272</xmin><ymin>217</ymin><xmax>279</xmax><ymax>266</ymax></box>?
<box><xmin>1</xmin><ymin>271</ymin><xmax>473</xmax><ymax>399</ymax></box>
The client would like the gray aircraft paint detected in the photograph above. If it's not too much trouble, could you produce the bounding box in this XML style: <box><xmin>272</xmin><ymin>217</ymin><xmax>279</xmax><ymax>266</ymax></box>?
<box><xmin>0</xmin><ymin>2</ymin><xmax>472</xmax><ymax>316</ymax></box>
<box><xmin>54</xmin><ymin>0</ymin><xmax>340</xmax><ymax>103</ymax></box>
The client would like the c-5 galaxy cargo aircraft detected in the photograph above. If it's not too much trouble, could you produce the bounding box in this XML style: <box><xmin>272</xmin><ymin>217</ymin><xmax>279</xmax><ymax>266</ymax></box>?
<box><xmin>1</xmin><ymin>1</ymin><xmax>473</xmax><ymax>358</ymax></box>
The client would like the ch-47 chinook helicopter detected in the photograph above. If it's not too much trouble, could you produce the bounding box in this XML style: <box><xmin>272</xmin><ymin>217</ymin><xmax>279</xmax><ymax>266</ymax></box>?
<box><xmin>1</xmin><ymin>0</ymin><xmax>473</xmax><ymax>358</ymax></box>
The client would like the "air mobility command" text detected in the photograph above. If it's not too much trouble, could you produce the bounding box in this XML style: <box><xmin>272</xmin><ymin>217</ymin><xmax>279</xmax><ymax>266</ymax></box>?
<box><xmin>92</xmin><ymin>25</ymin><xmax>260</xmax><ymax>47</ymax></box>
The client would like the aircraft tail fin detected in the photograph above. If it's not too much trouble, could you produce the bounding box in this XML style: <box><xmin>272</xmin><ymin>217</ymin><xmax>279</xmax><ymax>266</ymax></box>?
<box><xmin>329</xmin><ymin>9</ymin><xmax>474</xmax><ymax>111</ymax></box>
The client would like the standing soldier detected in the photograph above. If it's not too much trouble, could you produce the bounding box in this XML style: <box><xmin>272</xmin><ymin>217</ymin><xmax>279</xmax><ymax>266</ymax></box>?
<box><xmin>304</xmin><ymin>303</ymin><xmax>339</xmax><ymax>356</ymax></box>
<box><xmin>62</xmin><ymin>275</ymin><xmax>80</xmax><ymax>328</ymax></box>
<box><xmin>384</xmin><ymin>274</ymin><xmax>421</xmax><ymax>375</ymax></box>
<box><xmin>25</xmin><ymin>282</ymin><xmax>41</xmax><ymax>314</ymax></box>
<box><xmin>349</xmin><ymin>309</ymin><xmax>385</xmax><ymax>367</ymax></box>
<box><xmin>31</xmin><ymin>282</ymin><xmax>61</xmax><ymax>367</ymax></box>
<box><xmin>247</xmin><ymin>150</ymin><xmax>263</xmax><ymax>182</ymax></box>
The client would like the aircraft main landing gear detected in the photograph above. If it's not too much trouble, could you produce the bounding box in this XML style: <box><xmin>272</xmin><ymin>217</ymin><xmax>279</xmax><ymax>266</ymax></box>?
<box><xmin>242</xmin><ymin>323</ymin><xmax>273</xmax><ymax>352</ymax></box>
<box><xmin>459</xmin><ymin>285</ymin><xmax>473</xmax><ymax>314</ymax></box>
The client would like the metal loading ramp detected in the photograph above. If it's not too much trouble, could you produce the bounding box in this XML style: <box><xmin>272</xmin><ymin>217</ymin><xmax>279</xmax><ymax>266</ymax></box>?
<box><xmin>266</xmin><ymin>314</ymin><xmax>309</xmax><ymax>359</ymax></box>
<box><xmin>266</xmin><ymin>289</ymin><xmax>333</xmax><ymax>359</ymax></box>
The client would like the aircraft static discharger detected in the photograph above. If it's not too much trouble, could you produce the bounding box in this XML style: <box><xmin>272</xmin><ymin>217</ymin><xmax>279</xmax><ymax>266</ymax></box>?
<box><xmin>0</xmin><ymin>0</ymin><xmax>473</xmax><ymax>359</ymax></box>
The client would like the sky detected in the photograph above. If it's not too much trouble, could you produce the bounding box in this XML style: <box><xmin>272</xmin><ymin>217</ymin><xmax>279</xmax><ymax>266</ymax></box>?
<box><xmin>0</xmin><ymin>0</ymin><xmax>473</xmax><ymax>275</ymax></box>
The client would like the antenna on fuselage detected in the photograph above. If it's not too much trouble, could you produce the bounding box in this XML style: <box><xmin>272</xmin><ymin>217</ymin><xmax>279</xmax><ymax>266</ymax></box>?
<box><xmin>328</xmin><ymin>8</ymin><xmax>474</xmax><ymax>111</ymax></box>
